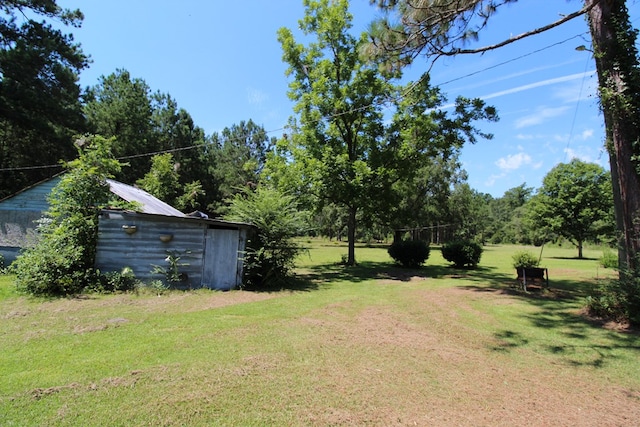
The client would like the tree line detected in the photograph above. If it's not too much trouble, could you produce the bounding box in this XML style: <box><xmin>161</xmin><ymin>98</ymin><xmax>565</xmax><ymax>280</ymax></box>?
<box><xmin>0</xmin><ymin>0</ymin><xmax>618</xmax><ymax>253</ymax></box>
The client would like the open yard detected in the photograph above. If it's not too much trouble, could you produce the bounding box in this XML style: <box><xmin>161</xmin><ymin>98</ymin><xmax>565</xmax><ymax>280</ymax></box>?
<box><xmin>1</xmin><ymin>241</ymin><xmax>639</xmax><ymax>426</ymax></box>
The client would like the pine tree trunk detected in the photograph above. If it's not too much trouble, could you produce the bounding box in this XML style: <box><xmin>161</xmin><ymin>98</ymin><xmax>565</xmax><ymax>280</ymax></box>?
<box><xmin>586</xmin><ymin>0</ymin><xmax>640</xmax><ymax>272</ymax></box>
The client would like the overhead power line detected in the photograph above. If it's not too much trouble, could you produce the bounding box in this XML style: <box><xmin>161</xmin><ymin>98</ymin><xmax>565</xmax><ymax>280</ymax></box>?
<box><xmin>1</xmin><ymin>30</ymin><xmax>592</xmax><ymax>173</ymax></box>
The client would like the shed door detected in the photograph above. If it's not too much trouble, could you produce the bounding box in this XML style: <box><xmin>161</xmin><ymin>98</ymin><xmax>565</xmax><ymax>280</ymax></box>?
<box><xmin>202</xmin><ymin>229</ymin><xmax>239</xmax><ymax>290</ymax></box>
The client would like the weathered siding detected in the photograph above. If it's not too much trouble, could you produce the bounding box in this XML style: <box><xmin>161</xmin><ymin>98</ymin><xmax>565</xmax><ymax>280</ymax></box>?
<box><xmin>0</xmin><ymin>176</ymin><xmax>60</xmax><ymax>249</ymax></box>
<box><xmin>0</xmin><ymin>176</ymin><xmax>60</xmax><ymax>212</ymax></box>
<box><xmin>95</xmin><ymin>212</ymin><xmax>205</xmax><ymax>287</ymax></box>
<box><xmin>95</xmin><ymin>210</ymin><xmax>249</xmax><ymax>290</ymax></box>
<box><xmin>202</xmin><ymin>228</ymin><xmax>239</xmax><ymax>290</ymax></box>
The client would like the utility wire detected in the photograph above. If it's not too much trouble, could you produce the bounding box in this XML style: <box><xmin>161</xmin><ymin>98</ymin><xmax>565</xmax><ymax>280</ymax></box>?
<box><xmin>0</xmin><ymin>31</ymin><xmax>592</xmax><ymax>173</ymax></box>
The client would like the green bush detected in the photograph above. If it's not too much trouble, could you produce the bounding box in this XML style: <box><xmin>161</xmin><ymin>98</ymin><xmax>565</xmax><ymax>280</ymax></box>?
<box><xmin>388</xmin><ymin>240</ymin><xmax>430</xmax><ymax>268</ymax></box>
<box><xmin>511</xmin><ymin>251</ymin><xmax>539</xmax><ymax>269</ymax></box>
<box><xmin>586</xmin><ymin>257</ymin><xmax>640</xmax><ymax>325</ymax></box>
<box><xmin>225</xmin><ymin>186</ymin><xmax>307</xmax><ymax>289</ymax></box>
<box><xmin>84</xmin><ymin>267</ymin><xmax>140</xmax><ymax>294</ymax></box>
<box><xmin>441</xmin><ymin>241</ymin><xmax>483</xmax><ymax>268</ymax></box>
<box><xmin>13</xmin><ymin>234</ymin><xmax>91</xmax><ymax>296</ymax></box>
<box><xmin>586</xmin><ymin>272</ymin><xmax>640</xmax><ymax>325</ymax></box>
<box><xmin>599</xmin><ymin>248</ymin><xmax>618</xmax><ymax>269</ymax></box>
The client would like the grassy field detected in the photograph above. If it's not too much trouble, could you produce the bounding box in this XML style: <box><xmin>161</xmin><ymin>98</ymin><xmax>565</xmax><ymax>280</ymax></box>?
<box><xmin>1</xmin><ymin>241</ymin><xmax>638</xmax><ymax>426</ymax></box>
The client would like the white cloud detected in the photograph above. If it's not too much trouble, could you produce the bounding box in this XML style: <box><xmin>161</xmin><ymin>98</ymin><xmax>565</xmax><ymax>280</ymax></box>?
<box><xmin>495</xmin><ymin>152</ymin><xmax>532</xmax><ymax>171</ymax></box>
<box><xmin>246</xmin><ymin>87</ymin><xmax>268</xmax><ymax>106</ymax></box>
<box><xmin>564</xmin><ymin>147</ymin><xmax>594</xmax><ymax>163</ymax></box>
<box><xmin>580</xmin><ymin>129</ymin><xmax>594</xmax><ymax>140</ymax></box>
<box><xmin>515</xmin><ymin>106</ymin><xmax>570</xmax><ymax>129</ymax></box>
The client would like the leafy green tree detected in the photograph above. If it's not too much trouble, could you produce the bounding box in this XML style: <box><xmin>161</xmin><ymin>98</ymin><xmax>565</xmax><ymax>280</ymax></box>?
<box><xmin>225</xmin><ymin>186</ymin><xmax>307</xmax><ymax>289</ymax></box>
<box><xmin>382</xmin><ymin>74</ymin><xmax>495</xmax><ymax>236</ymax></box>
<box><xmin>137</xmin><ymin>153</ymin><xmax>205</xmax><ymax>212</ymax></box>
<box><xmin>277</xmin><ymin>0</ymin><xmax>496</xmax><ymax>265</ymax></box>
<box><xmin>528</xmin><ymin>159</ymin><xmax>614</xmax><ymax>258</ymax></box>
<box><xmin>277</xmin><ymin>0</ymin><xmax>393</xmax><ymax>265</ymax></box>
<box><xmin>136</xmin><ymin>153</ymin><xmax>180</xmax><ymax>203</ymax></box>
<box><xmin>175</xmin><ymin>180</ymin><xmax>205</xmax><ymax>212</ymax></box>
<box><xmin>0</xmin><ymin>0</ymin><xmax>88</xmax><ymax>197</ymax></box>
<box><xmin>13</xmin><ymin>135</ymin><xmax>127</xmax><ymax>296</ymax></box>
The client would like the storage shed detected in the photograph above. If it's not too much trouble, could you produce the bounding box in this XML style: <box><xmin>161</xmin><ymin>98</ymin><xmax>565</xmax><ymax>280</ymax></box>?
<box><xmin>0</xmin><ymin>176</ymin><xmax>251</xmax><ymax>290</ymax></box>
<box><xmin>95</xmin><ymin>209</ymin><xmax>251</xmax><ymax>290</ymax></box>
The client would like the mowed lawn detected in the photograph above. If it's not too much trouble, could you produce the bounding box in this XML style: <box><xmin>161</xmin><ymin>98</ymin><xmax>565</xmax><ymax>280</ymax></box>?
<box><xmin>1</xmin><ymin>241</ymin><xmax>639</xmax><ymax>426</ymax></box>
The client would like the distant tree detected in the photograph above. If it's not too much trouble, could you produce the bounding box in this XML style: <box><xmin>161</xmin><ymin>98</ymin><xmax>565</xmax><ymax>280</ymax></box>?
<box><xmin>149</xmin><ymin>92</ymin><xmax>209</xmax><ymax>192</ymax></box>
<box><xmin>528</xmin><ymin>159</ymin><xmax>614</xmax><ymax>258</ymax></box>
<box><xmin>136</xmin><ymin>153</ymin><xmax>180</xmax><ymax>204</ymax></box>
<box><xmin>85</xmin><ymin>69</ymin><xmax>213</xmax><ymax>212</ymax></box>
<box><xmin>0</xmin><ymin>0</ymin><xmax>88</xmax><ymax>197</ymax></box>
<box><xmin>209</xmin><ymin>120</ymin><xmax>273</xmax><ymax>214</ymax></box>
<box><xmin>84</xmin><ymin>69</ymin><xmax>155</xmax><ymax>183</ymax></box>
<box><xmin>448</xmin><ymin>183</ymin><xmax>491</xmax><ymax>242</ymax></box>
<box><xmin>487</xmin><ymin>184</ymin><xmax>533</xmax><ymax>243</ymax></box>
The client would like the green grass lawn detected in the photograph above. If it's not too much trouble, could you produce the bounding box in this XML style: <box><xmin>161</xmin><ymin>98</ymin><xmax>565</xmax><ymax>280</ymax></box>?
<box><xmin>0</xmin><ymin>241</ymin><xmax>637</xmax><ymax>426</ymax></box>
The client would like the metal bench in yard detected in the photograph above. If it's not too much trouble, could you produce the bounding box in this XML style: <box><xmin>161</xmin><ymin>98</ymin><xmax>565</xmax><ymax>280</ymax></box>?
<box><xmin>515</xmin><ymin>267</ymin><xmax>549</xmax><ymax>291</ymax></box>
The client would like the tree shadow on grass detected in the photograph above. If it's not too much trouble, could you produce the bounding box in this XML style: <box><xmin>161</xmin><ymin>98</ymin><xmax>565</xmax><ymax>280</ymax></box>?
<box><xmin>245</xmin><ymin>260</ymin><xmax>443</xmax><ymax>293</ymax></box>
<box><xmin>297</xmin><ymin>261</ymin><xmax>431</xmax><ymax>285</ymax></box>
<box><xmin>460</xmin><ymin>275</ymin><xmax>640</xmax><ymax>368</ymax></box>
<box><xmin>549</xmin><ymin>256</ymin><xmax>598</xmax><ymax>261</ymax></box>
<box><xmin>291</xmin><ymin>261</ymin><xmax>517</xmax><ymax>290</ymax></box>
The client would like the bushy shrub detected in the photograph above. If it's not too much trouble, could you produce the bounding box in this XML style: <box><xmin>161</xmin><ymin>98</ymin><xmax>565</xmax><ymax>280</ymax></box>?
<box><xmin>599</xmin><ymin>248</ymin><xmax>618</xmax><ymax>269</ymax></box>
<box><xmin>586</xmin><ymin>272</ymin><xmax>640</xmax><ymax>325</ymax></box>
<box><xmin>13</xmin><ymin>232</ymin><xmax>92</xmax><ymax>296</ymax></box>
<box><xmin>388</xmin><ymin>240</ymin><xmax>430</xmax><ymax>268</ymax></box>
<box><xmin>225</xmin><ymin>186</ymin><xmax>307</xmax><ymax>289</ymax></box>
<box><xmin>441</xmin><ymin>241</ymin><xmax>483</xmax><ymax>268</ymax></box>
<box><xmin>511</xmin><ymin>251</ymin><xmax>539</xmax><ymax>269</ymax></box>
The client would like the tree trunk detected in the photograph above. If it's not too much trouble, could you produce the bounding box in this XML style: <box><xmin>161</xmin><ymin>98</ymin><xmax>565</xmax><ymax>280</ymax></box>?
<box><xmin>347</xmin><ymin>206</ymin><xmax>357</xmax><ymax>266</ymax></box>
<box><xmin>578</xmin><ymin>240</ymin><xmax>584</xmax><ymax>259</ymax></box>
<box><xmin>586</xmin><ymin>0</ymin><xmax>640</xmax><ymax>272</ymax></box>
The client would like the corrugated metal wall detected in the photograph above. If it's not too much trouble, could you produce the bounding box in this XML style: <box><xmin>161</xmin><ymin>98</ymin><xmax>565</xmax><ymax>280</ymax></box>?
<box><xmin>95</xmin><ymin>211</ymin><xmax>247</xmax><ymax>290</ymax></box>
<box><xmin>95</xmin><ymin>212</ymin><xmax>205</xmax><ymax>288</ymax></box>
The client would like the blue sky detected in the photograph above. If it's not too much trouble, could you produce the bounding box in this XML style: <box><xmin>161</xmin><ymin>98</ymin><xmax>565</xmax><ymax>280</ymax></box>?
<box><xmin>57</xmin><ymin>0</ymin><xmax>640</xmax><ymax>198</ymax></box>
